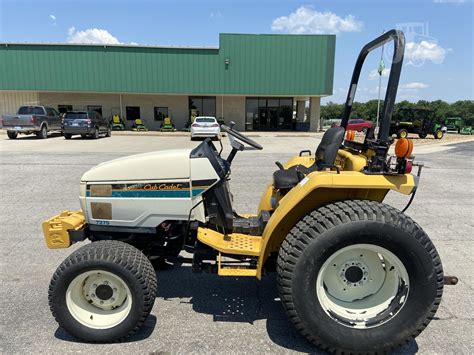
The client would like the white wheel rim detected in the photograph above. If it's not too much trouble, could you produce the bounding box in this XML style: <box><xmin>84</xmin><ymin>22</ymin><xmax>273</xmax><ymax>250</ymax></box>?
<box><xmin>66</xmin><ymin>270</ymin><xmax>132</xmax><ymax>329</ymax></box>
<box><xmin>316</xmin><ymin>244</ymin><xmax>409</xmax><ymax>329</ymax></box>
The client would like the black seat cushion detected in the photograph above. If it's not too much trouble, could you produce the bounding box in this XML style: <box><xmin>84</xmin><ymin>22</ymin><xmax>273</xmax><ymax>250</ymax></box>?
<box><xmin>273</xmin><ymin>168</ymin><xmax>302</xmax><ymax>190</ymax></box>
<box><xmin>273</xmin><ymin>127</ymin><xmax>345</xmax><ymax>191</ymax></box>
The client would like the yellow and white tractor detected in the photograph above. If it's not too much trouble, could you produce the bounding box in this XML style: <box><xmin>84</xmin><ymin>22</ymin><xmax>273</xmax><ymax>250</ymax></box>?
<box><xmin>42</xmin><ymin>30</ymin><xmax>454</xmax><ymax>353</ymax></box>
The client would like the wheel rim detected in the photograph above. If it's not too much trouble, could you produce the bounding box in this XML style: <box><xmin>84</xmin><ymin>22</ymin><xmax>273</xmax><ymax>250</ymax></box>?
<box><xmin>316</xmin><ymin>244</ymin><xmax>409</xmax><ymax>329</ymax></box>
<box><xmin>400</xmin><ymin>131</ymin><xmax>407</xmax><ymax>138</ymax></box>
<box><xmin>66</xmin><ymin>270</ymin><xmax>132</xmax><ymax>329</ymax></box>
<box><xmin>437</xmin><ymin>131</ymin><xmax>442</xmax><ymax>138</ymax></box>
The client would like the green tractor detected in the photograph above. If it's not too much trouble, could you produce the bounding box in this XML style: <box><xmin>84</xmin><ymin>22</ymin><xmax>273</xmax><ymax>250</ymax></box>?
<box><xmin>445</xmin><ymin>117</ymin><xmax>463</xmax><ymax>133</ymax></box>
<box><xmin>390</xmin><ymin>107</ymin><xmax>446</xmax><ymax>139</ymax></box>
<box><xmin>445</xmin><ymin>117</ymin><xmax>472</xmax><ymax>135</ymax></box>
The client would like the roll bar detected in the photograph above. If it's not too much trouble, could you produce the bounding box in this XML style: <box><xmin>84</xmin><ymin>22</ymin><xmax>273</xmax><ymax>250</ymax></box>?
<box><xmin>340</xmin><ymin>29</ymin><xmax>405</xmax><ymax>143</ymax></box>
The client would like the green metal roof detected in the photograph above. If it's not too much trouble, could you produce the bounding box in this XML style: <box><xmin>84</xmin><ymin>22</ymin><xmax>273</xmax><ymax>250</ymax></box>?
<box><xmin>0</xmin><ymin>34</ymin><xmax>335</xmax><ymax>96</ymax></box>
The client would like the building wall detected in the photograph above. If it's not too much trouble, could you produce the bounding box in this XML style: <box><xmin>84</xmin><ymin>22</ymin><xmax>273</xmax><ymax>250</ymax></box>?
<box><xmin>221</xmin><ymin>96</ymin><xmax>246</xmax><ymax>131</ymax></box>
<box><xmin>0</xmin><ymin>34</ymin><xmax>335</xmax><ymax>96</ymax></box>
<box><xmin>0</xmin><ymin>91</ymin><xmax>39</xmax><ymax>116</ymax></box>
<box><xmin>38</xmin><ymin>92</ymin><xmax>191</xmax><ymax>131</ymax></box>
<box><xmin>1</xmin><ymin>91</ymin><xmax>317</xmax><ymax>132</ymax></box>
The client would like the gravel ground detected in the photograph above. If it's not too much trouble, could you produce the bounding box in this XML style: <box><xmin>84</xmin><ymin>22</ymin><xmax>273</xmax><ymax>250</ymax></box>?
<box><xmin>0</xmin><ymin>133</ymin><xmax>472</xmax><ymax>354</ymax></box>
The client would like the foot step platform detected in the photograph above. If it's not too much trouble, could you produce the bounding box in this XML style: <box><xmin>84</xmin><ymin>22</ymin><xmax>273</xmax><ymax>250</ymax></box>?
<box><xmin>197</xmin><ymin>228</ymin><xmax>261</xmax><ymax>277</ymax></box>
<box><xmin>197</xmin><ymin>228</ymin><xmax>262</xmax><ymax>256</ymax></box>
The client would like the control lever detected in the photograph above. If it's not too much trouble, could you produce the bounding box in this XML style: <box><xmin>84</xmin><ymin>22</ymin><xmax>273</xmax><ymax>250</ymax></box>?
<box><xmin>275</xmin><ymin>161</ymin><xmax>284</xmax><ymax>170</ymax></box>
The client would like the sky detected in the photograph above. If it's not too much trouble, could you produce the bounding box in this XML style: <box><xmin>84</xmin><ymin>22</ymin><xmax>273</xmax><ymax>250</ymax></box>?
<box><xmin>0</xmin><ymin>0</ymin><xmax>472</xmax><ymax>104</ymax></box>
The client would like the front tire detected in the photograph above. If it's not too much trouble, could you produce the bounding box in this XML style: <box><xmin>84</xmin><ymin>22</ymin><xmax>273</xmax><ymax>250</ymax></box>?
<box><xmin>48</xmin><ymin>240</ymin><xmax>157</xmax><ymax>342</ymax></box>
<box><xmin>64</xmin><ymin>133</ymin><xmax>72</xmax><ymax>140</ymax></box>
<box><xmin>92</xmin><ymin>128</ymin><xmax>100</xmax><ymax>139</ymax></box>
<box><xmin>418</xmin><ymin>131</ymin><xmax>427</xmax><ymax>139</ymax></box>
<box><xmin>434</xmin><ymin>129</ymin><xmax>444</xmax><ymax>139</ymax></box>
<box><xmin>397</xmin><ymin>128</ymin><xmax>408</xmax><ymax>138</ymax></box>
<box><xmin>106</xmin><ymin>127</ymin><xmax>112</xmax><ymax>137</ymax></box>
<box><xmin>277</xmin><ymin>200</ymin><xmax>443</xmax><ymax>354</ymax></box>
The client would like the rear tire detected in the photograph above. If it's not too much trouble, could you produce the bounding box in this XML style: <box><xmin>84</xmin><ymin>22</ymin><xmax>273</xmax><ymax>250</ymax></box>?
<box><xmin>48</xmin><ymin>240</ymin><xmax>157</xmax><ymax>342</ymax></box>
<box><xmin>37</xmin><ymin>125</ymin><xmax>48</xmax><ymax>139</ymax></box>
<box><xmin>64</xmin><ymin>133</ymin><xmax>72</xmax><ymax>140</ymax></box>
<box><xmin>277</xmin><ymin>200</ymin><xmax>443</xmax><ymax>354</ymax></box>
<box><xmin>7</xmin><ymin>131</ymin><xmax>18</xmax><ymax>139</ymax></box>
<box><xmin>397</xmin><ymin>128</ymin><xmax>408</xmax><ymax>139</ymax></box>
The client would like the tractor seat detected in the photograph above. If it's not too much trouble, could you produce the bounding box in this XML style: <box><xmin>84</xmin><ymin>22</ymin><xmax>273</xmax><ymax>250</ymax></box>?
<box><xmin>273</xmin><ymin>127</ymin><xmax>345</xmax><ymax>191</ymax></box>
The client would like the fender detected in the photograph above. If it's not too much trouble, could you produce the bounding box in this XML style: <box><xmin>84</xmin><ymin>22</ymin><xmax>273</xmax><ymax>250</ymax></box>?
<box><xmin>256</xmin><ymin>170</ymin><xmax>417</xmax><ymax>278</ymax></box>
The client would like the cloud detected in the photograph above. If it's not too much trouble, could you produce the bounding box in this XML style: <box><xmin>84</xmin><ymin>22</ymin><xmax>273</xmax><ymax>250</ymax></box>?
<box><xmin>49</xmin><ymin>14</ymin><xmax>56</xmax><ymax>21</ymax></box>
<box><xmin>210</xmin><ymin>11</ymin><xmax>222</xmax><ymax>19</ymax></box>
<box><xmin>400</xmin><ymin>82</ymin><xmax>429</xmax><ymax>89</ymax></box>
<box><xmin>67</xmin><ymin>27</ymin><xmax>121</xmax><ymax>44</ymax></box>
<box><xmin>433</xmin><ymin>0</ymin><xmax>466</xmax><ymax>3</ymax></box>
<box><xmin>369</xmin><ymin>68</ymin><xmax>390</xmax><ymax>80</ymax></box>
<box><xmin>271</xmin><ymin>6</ymin><xmax>363</xmax><ymax>34</ymax></box>
<box><xmin>405</xmin><ymin>41</ymin><xmax>448</xmax><ymax>65</ymax></box>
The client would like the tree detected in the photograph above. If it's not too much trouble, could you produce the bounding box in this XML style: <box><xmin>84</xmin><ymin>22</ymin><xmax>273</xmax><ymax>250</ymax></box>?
<box><xmin>321</xmin><ymin>99</ymin><xmax>474</xmax><ymax>126</ymax></box>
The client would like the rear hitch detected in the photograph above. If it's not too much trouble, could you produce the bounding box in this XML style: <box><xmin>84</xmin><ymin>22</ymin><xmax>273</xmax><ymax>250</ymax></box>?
<box><xmin>443</xmin><ymin>276</ymin><xmax>459</xmax><ymax>285</ymax></box>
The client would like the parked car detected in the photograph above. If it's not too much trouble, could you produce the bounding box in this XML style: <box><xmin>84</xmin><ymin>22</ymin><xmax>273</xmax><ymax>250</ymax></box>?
<box><xmin>190</xmin><ymin>116</ymin><xmax>221</xmax><ymax>140</ymax></box>
<box><xmin>346</xmin><ymin>118</ymin><xmax>373</xmax><ymax>133</ymax></box>
<box><xmin>2</xmin><ymin>105</ymin><xmax>62</xmax><ymax>139</ymax></box>
<box><xmin>62</xmin><ymin>111</ymin><xmax>111</xmax><ymax>139</ymax></box>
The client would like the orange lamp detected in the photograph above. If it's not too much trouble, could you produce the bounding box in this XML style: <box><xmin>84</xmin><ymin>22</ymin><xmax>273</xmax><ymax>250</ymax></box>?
<box><xmin>345</xmin><ymin>130</ymin><xmax>356</xmax><ymax>141</ymax></box>
<box><xmin>395</xmin><ymin>138</ymin><xmax>414</xmax><ymax>159</ymax></box>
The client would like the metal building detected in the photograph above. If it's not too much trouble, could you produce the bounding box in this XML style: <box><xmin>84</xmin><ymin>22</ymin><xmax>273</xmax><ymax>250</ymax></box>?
<box><xmin>0</xmin><ymin>33</ymin><xmax>335</xmax><ymax>131</ymax></box>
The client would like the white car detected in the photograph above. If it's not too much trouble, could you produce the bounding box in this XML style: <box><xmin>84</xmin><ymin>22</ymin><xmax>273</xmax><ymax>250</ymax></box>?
<box><xmin>190</xmin><ymin>116</ymin><xmax>221</xmax><ymax>140</ymax></box>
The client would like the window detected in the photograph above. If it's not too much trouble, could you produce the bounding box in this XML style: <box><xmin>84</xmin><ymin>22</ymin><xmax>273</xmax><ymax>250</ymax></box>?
<box><xmin>195</xmin><ymin>117</ymin><xmax>217</xmax><ymax>123</ymax></box>
<box><xmin>65</xmin><ymin>112</ymin><xmax>87</xmax><ymax>120</ymax></box>
<box><xmin>87</xmin><ymin>105</ymin><xmax>103</xmax><ymax>116</ymax></box>
<box><xmin>126</xmin><ymin>106</ymin><xmax>141</xmax><ymax>120</ymax></box>
<box><xmin>18</xmin><ymin>106</ymin><xmax>45</xmax><ymax>115</ymax></box>
<box><xmin>154</xmin><ymin>107</ymin><xmax>168</xmax><ymax>121</ymax></box>
<box><xmin>58</xmin><ymin>105</ymin><xmax>73</xmax><ymax>114</ymax></box>
<box><xmin>46</xmin><ymin>108</ymin><xmax>55</xmax><ymax>117</ymax></box>
<box><xmin>189</xmin><ymin>96</ymin><xmax>216</xmax><ymax>121</ymax></box>
<box><xmin>245</xmin><ymin>98</ymin><xmax>258</xmax><ymax>131</ymax></box>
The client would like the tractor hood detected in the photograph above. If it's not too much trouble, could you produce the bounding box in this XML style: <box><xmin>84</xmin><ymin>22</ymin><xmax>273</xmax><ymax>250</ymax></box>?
<box><xmin>81</xmin><ymin>149</ymin><xmax>192</xmax><ymax>182</ymax></box>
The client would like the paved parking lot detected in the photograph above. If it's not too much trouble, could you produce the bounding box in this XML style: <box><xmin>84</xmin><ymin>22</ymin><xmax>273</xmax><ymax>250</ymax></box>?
<box><xmin>0</xmin><ymin>132</ymin><xmax>473</xmax><ymax>354</ymax></box>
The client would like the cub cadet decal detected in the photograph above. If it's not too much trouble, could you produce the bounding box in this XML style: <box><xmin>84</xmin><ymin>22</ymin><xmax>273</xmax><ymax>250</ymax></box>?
<box><xmin>86</xmin><ymin>180</ymin><xmax>217</xmax><ymax>198</ymax></box>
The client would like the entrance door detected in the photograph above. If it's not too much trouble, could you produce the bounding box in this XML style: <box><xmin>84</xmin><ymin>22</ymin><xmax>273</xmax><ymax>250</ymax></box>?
<box><xmin>268</xmin><ymin>107</ymin><xmax>279</xmax><ymax>130</ymax></box>
<box><xmin>258</xmin><ymin>107</ymin><xmax>268</xmax><ymax>130</ymax></box>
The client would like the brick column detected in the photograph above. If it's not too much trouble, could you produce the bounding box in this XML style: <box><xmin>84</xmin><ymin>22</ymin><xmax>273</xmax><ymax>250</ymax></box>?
<box><xmin>309</xmin><ymin>96</ymin><xmax>321</xmax><ymax>132</ymax></box>
<box><xmin>296</xmin><ymin>100</ymin><xmax>306</xmax><ymax>122</ymax></box>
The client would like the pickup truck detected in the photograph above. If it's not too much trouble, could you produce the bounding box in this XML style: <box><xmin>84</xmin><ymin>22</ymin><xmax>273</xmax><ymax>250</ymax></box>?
<box><xmin>2</xmin><ymin>105</ymin><xmax>62</xmax><ymax>139</ymax></box>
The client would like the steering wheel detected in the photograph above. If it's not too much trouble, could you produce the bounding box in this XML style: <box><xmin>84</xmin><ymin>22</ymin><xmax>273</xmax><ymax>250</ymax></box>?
<box><xmin>220</xmin><ymin>122</ymin><xmax>263</xmax><ymax>150</ymax></box>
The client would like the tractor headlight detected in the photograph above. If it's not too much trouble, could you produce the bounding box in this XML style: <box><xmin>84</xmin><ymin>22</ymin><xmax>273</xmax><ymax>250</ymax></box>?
<box><xmin>79</xmin><ymin>182</ymin><xmax>87</xmax><ymax>197</ymax></box>
<box><xmin>79</xmin><ymin>182</ymin><xmax>87</xmax><ymax>213</ymax></box>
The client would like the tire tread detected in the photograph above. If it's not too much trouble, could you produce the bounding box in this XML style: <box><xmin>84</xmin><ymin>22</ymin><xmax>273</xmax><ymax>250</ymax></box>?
<box><xmin>48</xmin><ymin>240</ymin><xmax>157</xmax><ymax>342</ymax></box>
<box><xmin>277</xmin><ymin>200</ymin><xmax>444</xmax><ymax>354</ymax></box>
